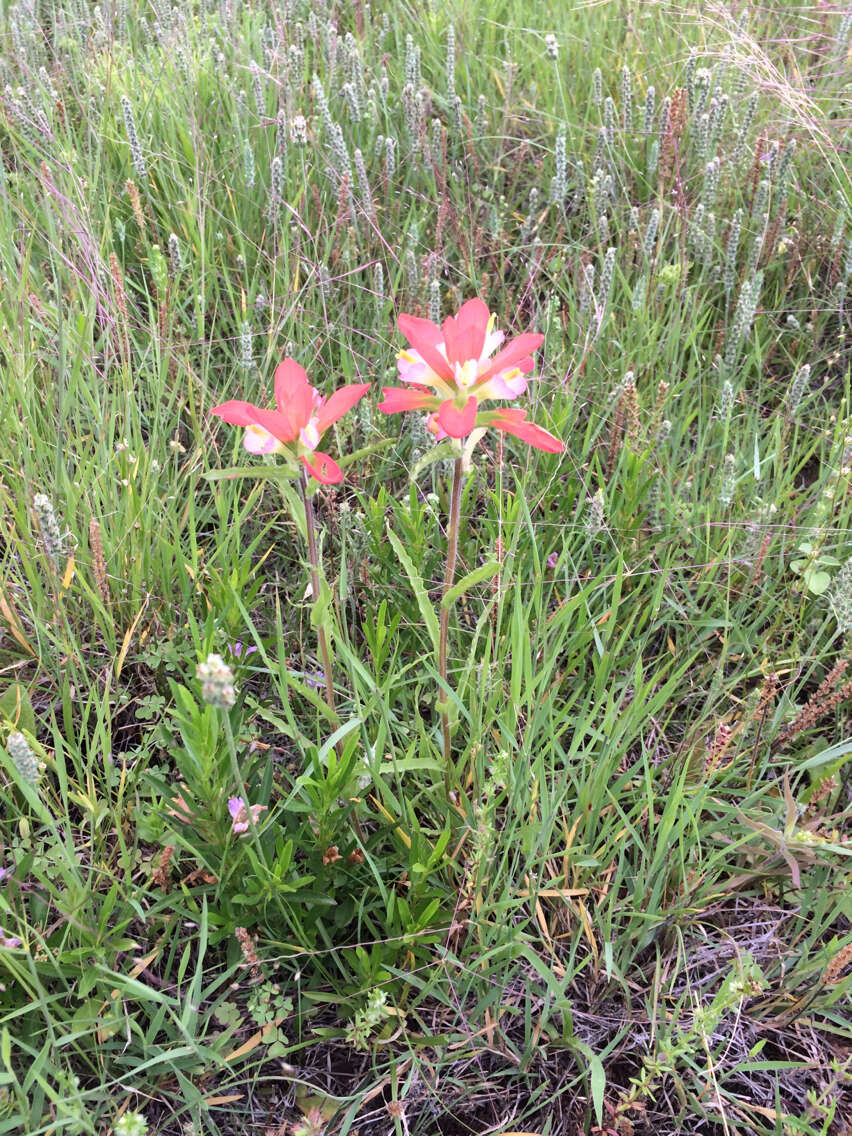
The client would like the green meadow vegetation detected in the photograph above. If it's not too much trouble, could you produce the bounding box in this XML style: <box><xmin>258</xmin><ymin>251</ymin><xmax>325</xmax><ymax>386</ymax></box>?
<box><xmin>1</xmin><ymin>0</ymin><xmax>852</xmax><ymax>1132</ymax></box>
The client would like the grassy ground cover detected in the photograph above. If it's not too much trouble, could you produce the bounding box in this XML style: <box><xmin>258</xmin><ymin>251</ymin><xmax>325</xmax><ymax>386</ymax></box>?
<box><xmin>0</xmin><ymin>0</ymin><xmax>851</xmax><ymax>1132</ymax></box>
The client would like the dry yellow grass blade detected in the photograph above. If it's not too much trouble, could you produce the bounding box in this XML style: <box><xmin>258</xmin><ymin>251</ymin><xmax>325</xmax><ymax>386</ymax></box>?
<box><xmin>0</xmin><ymin>585</ymin><xmax>35</xmax><ymax>656</ymax></box>
<box><xmin>223</xmin><ymin>1016</ymin><xmax>287</xmax><ymax>1063</ymax></box>
<box><xmin>115</xmin><ymin>595</ymin><xmax>150</xmax><ymax>678</ymax></box>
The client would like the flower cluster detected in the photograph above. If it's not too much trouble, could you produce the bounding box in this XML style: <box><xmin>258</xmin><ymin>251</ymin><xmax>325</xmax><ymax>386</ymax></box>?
<box><xmin>228</xmin><ymin>796</ymin><xmax>267</xmax><ymax>835</ymax></box>
<box><xmin>210</xmin><ymin>300</ymin><xmax>563</xmax><ymax>473</ymax></box>
<box><xmin>205</xmin><ymin>300</ymin><xmax>565</xmax><ymax>785</ymax></box>
<box><xmin>211</xmin><ymin>358</ymin><xmax>370</xmax><ymax>484</ymax></box>
<box><xmin>196</xmin><ymin>654</ymin><xmax>237</xmax><ymax>709</ymax></box>
<box><xmin>378</xmin><ymin>299</ymin><xmax>563</xmax><ymax>453</ymax></box>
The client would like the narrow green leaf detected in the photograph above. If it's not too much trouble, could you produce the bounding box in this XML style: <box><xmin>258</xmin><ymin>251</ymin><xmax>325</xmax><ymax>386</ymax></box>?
<box><xmin>441</xmin><ymin>561</ymin><xmax>500</xmax><ymax>609</ymax></box>
<box><xmin>337</xmin><ymin>438</ymin><xmax>396</xmax><ymax>467</ymax></box>
<box><xmin>386</xmin><ymin>526</ymin><xmax>440</xmax><ymax>656</ymax></box>
<box><xmin>318</xmin><ymin>717</ymin><xmax>362</xmax><ymax>763</ymax></box>
<box><xmin>800</xmin><ymin>736</ymin><xmax>852</xmax><ymax>771</ymax></box>
<box><xmin>409</xmin><ymin>440</ymin><xmax>455</xmax><ymax>483</ymax></box>
<box><xmin>204</xmin><ymin>465</ymin><xmax>299</xmax><ymax>483</ymax></box>
<box><xmin>571</xmin><ymin>1039</ymin><xmax>606</xmax><ymax>1126</ymax></box>
<box><xmin>0</xmin><ymin>684</ymin><xmax>35</xmax><ymax>734</ymax></box>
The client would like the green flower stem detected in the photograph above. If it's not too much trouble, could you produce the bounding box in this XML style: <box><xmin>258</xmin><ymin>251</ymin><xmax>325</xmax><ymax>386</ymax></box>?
<box><xmin>223</xmin><ymin>711</ymin><xmax>267</xmax><ymax>863</ymax></box>
<box><xmin>300</xmin><ymin>471</ymin><xmax>338</xmax><ymax>723</ymax></box>
<box><xmin>439</xmin><ymin>457</ymin><xmax>464</xmax><ymax>774</ymax></box>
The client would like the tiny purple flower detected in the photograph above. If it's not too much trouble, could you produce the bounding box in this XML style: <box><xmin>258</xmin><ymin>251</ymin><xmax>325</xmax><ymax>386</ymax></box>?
<box><xmin>228</xmin><ymin>796</ymin><xmax>267</xmax><ymax>835</ymax></box>
<box><xmin>231</xmin><ymin>640</ymin><xmax>258</xmax><ymax>659</ymax></box>
<box><xmin>547</xmin><ymin>552</ymin><xmax>559</xmax><ymax>569</ymax></box>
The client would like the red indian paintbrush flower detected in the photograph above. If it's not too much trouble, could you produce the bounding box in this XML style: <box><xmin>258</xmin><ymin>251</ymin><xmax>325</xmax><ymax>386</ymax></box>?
<box><xmin>378</xmin><ymin>298</ymin><xmax>563</xmax><ymax>452</ymax></box>
<box><xmin>211</xmin><ymin>358</ymin><xmax>369</xmax><ymax>484</ymax></box>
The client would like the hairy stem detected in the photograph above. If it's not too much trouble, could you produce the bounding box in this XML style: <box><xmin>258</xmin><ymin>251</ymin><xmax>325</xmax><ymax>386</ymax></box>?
<box><xmin>301</xmin><ymin>471</ymin><xmax>337</xmax><ymax>721</ymax></box>
<box><xmin>439</xmin><ymin>457</ymin><xmax>464</xmax><ymax>773</ymax></box>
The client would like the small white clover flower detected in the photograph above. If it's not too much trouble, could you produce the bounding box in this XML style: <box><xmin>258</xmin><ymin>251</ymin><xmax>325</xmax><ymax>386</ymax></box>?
<box><xmin>196</xmin><ymin>654</ymin><xmax>236</xmax><ymax>709</ymax></box>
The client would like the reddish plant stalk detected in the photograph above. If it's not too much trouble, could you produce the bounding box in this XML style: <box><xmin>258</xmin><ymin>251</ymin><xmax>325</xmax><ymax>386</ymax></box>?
<box><xmin>301</xmin><ymin>472</ymin><xmax>337</xmax><ymax>720</ymax></box>
<box><xmin>439</xmin><ymin>458</ymin><xmax>464</xmax><ymax>770</ymax></box>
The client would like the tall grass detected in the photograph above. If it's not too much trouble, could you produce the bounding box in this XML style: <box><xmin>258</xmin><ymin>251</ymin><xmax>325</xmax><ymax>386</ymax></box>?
<box><xmin>0</xmin><ymin>1</ymin><xmax>851</xmax><ymax>1133</ymax></box>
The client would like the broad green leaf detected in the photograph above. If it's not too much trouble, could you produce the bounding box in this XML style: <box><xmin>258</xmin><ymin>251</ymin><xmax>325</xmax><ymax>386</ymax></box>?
<box><xmin>806</xmin><ymin>570</ymin><xmax>832</xmax><ymax>595</ymax></box>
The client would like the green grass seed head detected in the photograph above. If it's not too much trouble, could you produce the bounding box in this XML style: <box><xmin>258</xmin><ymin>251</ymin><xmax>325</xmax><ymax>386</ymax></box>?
<box><xmin>592</xmin><ymin>67</ymin><xmax>603</xmax><ymax>107</ymax></box>
<box><xmin>405</xmin><ymin>33</ymin><xmax>421</xmax><ymax>88</ymax></box>
<box><xmin>696</xmin><ymin>111</ymin><xmax>710</xmax><ymax>159</ymax></box>
<box><xmin>384</xmin><ymin>136</ymin><xmax>396</xmax><ymax>180</ymax></box>
<box><xmin>632</xmin><ymin>273</ymin><xmax>647</xmax><ymax>311</ymax></box>
<box><xmin>429</xmin><ymin>278</ymin><xmax>441</xmax><ymax>323</ymax></box>
<box><xmin>787</xmin><ymin>363</ymin><xmax>810</xmax><ymax>415</ymax></box>
<box><xmin>446</xmin><ymin>25</ymin><xmax>456</xmax><ymax>97</ymax></box>
<box><xmin>643</xmin><ymin>85</ymin><xmax>655</xmax><ymax>135</ymax></box>
<box><xmin>168</xmin><ymin>232</ymin><xmax>182</xmax><ymax>277</ymax></box>
<box><xmin>701</xmin><ymin>156</ymin><xmax>721</xmax><ymax>210</ymax></box>
<box><xmin>120</xmin><ymin>94</ymin><xmax>146</xmax><ymax>178</ymax></box>
<box><xmin>643</xmin><ymin>207</ymin><xmax>660</xmax><ymax>259</ymax></box>
<box><xmin>659</xmin><ymin>94</ymin><xmax>671</xmax><ymax>140</ymax></box>
<box><xmin>240</xmin><ymin>321</ymin><xmax>253</xmax><ymax>370</ymax></box>
<box><xmin>243</xmin><ymin>137</ymin><xmax>256</xmax><ymax>189</ymax></box>
<box><xmin>776</xmin><ymin>138</ymin><xmax>796</xmax><ymax>192</ymax></box>
<box><xmin>373</xmin><ymin>261</ymin><xmax>384</xmax><ymax>309</ymax></box>
<box><xmin>342</xmin><ymin>80</ymin><xmax>361</xmax><ymax>124</ymax></box>
<box><xmin>709</xmin><ymin>93</ymin><xmax>728</xmax><ymax>148</ymax></box>
<box><xmin>600</xmin><ymin>245</ymin><xmax>616</xmax><ymax>304</ymax></box>
<box><xmin>580</xmin><ymin>262</ymin><xmax>595</xmax><ymax>316</ymax></box>
<box><xmin>431</xmin><ymin>117</ymin><xmax>442</xmax><ymax>164</ymax></box>
<box><xmin>622</xmin><ymin>65</ymin><xmax>633</xmax><ymax>133</ymax></box>
<box><xmin>475</xmin><ymin>93</ymin><xmax>487</xmax><ymax>137</ymax></box>
<box><xmin>747</xmin><ymin>211</ymin><xmax>768</xmax><ymax>276</ymax></box>
<box><xmin>724</xmin><ymin>208</ymin><xmax>743</xmax><ymax>296</ymax></box>
<box><xmin>354</xmin><ymin>148</ymin><xmax>372</xmax><ymax>213</ymax></box>
<box><xmin>7</xmin><ymin>732</ymin><xmax>41</xmax><ymax>786</ymax></box>
<box><xmin>764</xmin><ymin>139</ymin><xmax>779</xmax><ymax>179</ymax></box>
<box><xmin>694</xmin><ymin>67</ymin><xmax>711</xmax><ymax>117</ymax></box>
<box><xmin>830</xmin><ymin>557</ymin><xmax>852</xmax><ymax>634</ymax></box>
<box><xmin>452</xmin><ymin>94</ymin><xmax>463</xmax><ymax>137</ymax></box>
<box><xmin>733</xmin><ymin>91</ymin><xmax>758</xmax><ymax>164</ymax></box>
<box><xmin>32</xmin><ymin>493</ymin><xmax>63</xmax><ymax>567</ymax></box>
<box><xmin>553</xmin><ymin>130</ymin><xmax>567</xmax><ymax>203</ymax></box>
<box><xmin>719</xmin><ymin>378</ymin><xmax>735</xmax><ymax>420</ymax></box>
<box><xmin>648</xmin><ymin>137</ymin><xmax>660</xmax><ymax>176</ymax></box>
<box><xmin>405</xmin><ymin>247</ymin><xmax>419</xmax><ymax>297</ymax></box>
<box><xmin>586</xmin><ymin>488</ymin><xmax>605</xmax><ymax>536</ymax></box>
<box><xmin>269</xmin><ymin>154</ymin><xmax>283</xmax><ymax>223</ymax></box>
<box><xmin>719</xmin><ymin>453</ymin><xmax>736</xmax><ymax>506</ymax></box>
<box><xmin>724</xmin><ymin>270</ymin><xmax>763</xmax><ymax>368</ymax></box>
